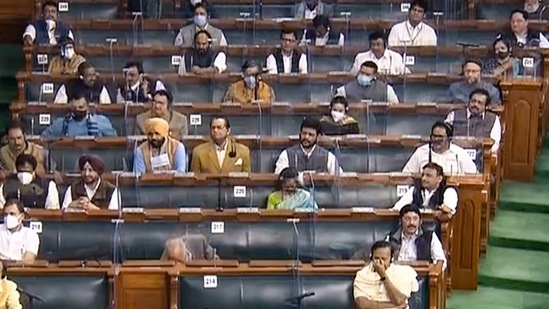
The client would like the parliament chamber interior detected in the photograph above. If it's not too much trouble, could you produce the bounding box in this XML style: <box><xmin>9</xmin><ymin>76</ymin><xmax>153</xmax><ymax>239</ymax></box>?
<box><xmin>0</xmin><ymin>0</ymin><xmax>548</xmax><ymax>308</ymax></box>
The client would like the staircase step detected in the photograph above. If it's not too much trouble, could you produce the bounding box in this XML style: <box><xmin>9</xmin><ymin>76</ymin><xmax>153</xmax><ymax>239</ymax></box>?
<box><xmin>447</xmin><ymin>286</ymin><xmax>549</xmax><ymax>309</ymax></box>
<box><xmin>479</xmin><ymin>247</ymin><xmax>549</xmax><ymax>293</ymax></box>
<box><xmin>499</xmin><ymin>182</ymin><xmax>549</xmax><ymax>214</ymax></box>
<box><xmin>489</xmin><ymin>211</ymin><xmax>549</xmax><ymax>252</ymax></box>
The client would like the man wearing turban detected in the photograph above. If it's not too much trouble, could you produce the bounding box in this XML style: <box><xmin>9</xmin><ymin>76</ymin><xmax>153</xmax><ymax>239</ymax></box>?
<box><xmin>133</xmin><ymin>117</ymin><xmax>187</xmax><ymax>173</ymax></box>
<box><xmin>62</xmin><ymin>154</ymin><xmax>119</xmax><ymax>210</ymax></box>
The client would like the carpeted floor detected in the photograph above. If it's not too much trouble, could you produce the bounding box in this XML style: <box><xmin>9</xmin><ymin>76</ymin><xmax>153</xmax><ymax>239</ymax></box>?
<box><xmin>447</xmin><ymin>142</ymin><xmax>549</xmax><ymax>308</ymax></box>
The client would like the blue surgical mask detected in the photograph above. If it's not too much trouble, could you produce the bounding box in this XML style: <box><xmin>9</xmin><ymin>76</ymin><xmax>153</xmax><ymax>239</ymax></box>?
<box><xmin>357</xmin><ymin>74</ymin><xmax>373</xmax><ymax>86</ymax></box>
<box><xmin>193</xmin><ymin>15</ymin><xmax>207</xmax><ymax>27</ymax></box>
<box><xmin>244</xmin><ymin>76</ymin><xmax>256</xmax><ymax>89</ymax></box>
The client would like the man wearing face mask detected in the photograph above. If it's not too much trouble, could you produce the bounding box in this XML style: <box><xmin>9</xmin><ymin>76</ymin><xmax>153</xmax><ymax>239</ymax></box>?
<box><xmin>62</xmin><ymin>155</ymin><xmax>119</xmax><ymax>210</ymax></box>
<box><xmin>133</xmin><ymin>118</ymin><xmax>187</xmax><ymax>173</ymax></box>
<box><xmin>337</xmin><ymin>61</ymin><xmax>399</xmax><ymax>103</ymax></box>
<box><xmin>294</xmin><ymin>0</ymin><xmax>333</xmax><ymax>19</ymax></box>
<box><xmin>181</xmin><ymin>0</ymin><xmax>218</xmax><ymax>20</ymax></box>
<box><xmin>393</xmin><ymin>163</ymin><xmax>457</xmax><ymax>218</ymax></box>
<box><xmin>174</xmin><ymin>2</ymin><xmax>227</xmax><ymax>47</ymax></box>
<box><xmin>23</xmin><ymin>0</ymin><xmax>74</xmax><ymax>46</ymax></box>
<box><xmin>445</xmin><ymin>88</ymin><xmax>501</xmax><ymax>154</ymax></box>
<box><xmin>353</xmin><ymin>241</ymin><xmax>418</xmax><ymax>309</ymax></box>
<box><xmin>48</xmin><ymin>38</ymin><xmax>86</xmax><ymax>75</ymax></box>
<box><xmin>178</xmin><ymin>30</ymin><xmax>227</xmax><ymax>75</ymax></box>
<box><xmin>0</xmin><ymin>121</ymin><xmax>47</xmax><ymax>174</ymax></box>
<box><xmin>275</xmin><ymin>117</ymin><xmax>342</xmax><ymax>175</ymax></box>
<box><xmin>403</xmin><ymin>121</ymin><xmax>477</xmax><ymax>175</ymax></box>
<box><xmin>319</xmin><ymin>96</ymin><xmax>359</xmax><ymax>135</ymax></box>
<box><xmin>0</xmin><ymin>154</ymin><xmax>59</xmax><ymax>209</ymax></box>
<box><xmin>0</xmin><ymin>199</ymin><xmax>40</xmax><ymax>263</ymax></box>
<box><xmin>134</xmin><ymin>90</ymin><xmax>188</xmax><ymax>140</ymax></box>
<box><xmin>437</xmin><ymin>59</ymin><xmax>501</xmax><ymax>104</ymax></box>
<box><xmin>42</xmin><ymin>91</ymin><xmax>117</xmax><ymax>137</ymax></box>
<box><xmin>223</xmin><ymin>60</ymin><xmax>274</xmax><ymax>105</ymax></box>
<box><xmin>54</xmin><ymin>62</ymin><xmax>112</xmax><ymax>104</ymax></box>
<box><xmin>483</xmin><ymin>38</ymin><xmax>519</xmax><ymax>76</ymax></box>
<box><xmin>387</xmin><ymin>205</ymin><xmax>447</xmax><ymax>270</ymax></box>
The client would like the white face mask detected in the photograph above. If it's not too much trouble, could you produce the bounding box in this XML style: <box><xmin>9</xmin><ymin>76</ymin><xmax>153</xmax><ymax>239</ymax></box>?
<box><xmin>63</xmin><ymin>46</ymin><xmax>75</xmax><ymax>59</ymax></box>
<box><xmin>331</xmin><ymin>110</ymin><xmax>345</xmax><ymax>122</ymax></box>
<box><xmin>45</xmin><ymin>19</ymin><xmax>56</xmax><ymax>30</ymax></box>
<box><xmin>4</xmin><ymin>215</ymin><xmax>20</xmax><ymax>230</ymax></box>
<box><xmin>17</xmin><ymin>172</ymin><xmax>34</xmax><ymax>185</ymax></box>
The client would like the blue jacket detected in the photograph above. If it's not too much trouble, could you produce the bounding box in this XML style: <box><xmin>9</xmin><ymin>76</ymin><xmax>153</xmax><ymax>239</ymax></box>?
<box><xmin>41</xmin><ymin>113</ymin><xmax>118</xmax><ymax>137</ymax></box>
<box><xmin>34</xmin><ymin>19</ymin><xmax>70</xmax><ymax>44</ymax></box>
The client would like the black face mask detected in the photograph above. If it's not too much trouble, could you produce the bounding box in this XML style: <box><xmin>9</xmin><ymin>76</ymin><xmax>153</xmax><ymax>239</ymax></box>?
<box><xmin>496</xmin><ymin>51</ymin><xmax>509</xmax><ymax>60</ymax></box>
<box><xmin>72</xmin><ymin>110</ymin><xmax>87</xmax><ymax>121</ymax></box>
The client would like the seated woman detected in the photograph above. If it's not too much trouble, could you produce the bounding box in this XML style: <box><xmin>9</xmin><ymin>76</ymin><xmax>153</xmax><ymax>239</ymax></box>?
<box><xmin>0</xmin><ymin>260</ymin><xmax>22</xmax><ymax>309</ymax></box>
<box><xmin>483</xmin><ymin>38</ymin><xmax>519</xmax><ymax>76</ymax></box>
<box><xmin>320</xmin><ymin>96</ymin><xmax>359</xmax><ymax>136</ymax></box>
<box><xmin>266</xmin><ymin>167</ymin><xmax>318</xmax><ymax>210</ymax></box>
<box><xmin>161</xmin><ymin>234</ymin><xmax>219</xmax><ymax>264</ymax></box>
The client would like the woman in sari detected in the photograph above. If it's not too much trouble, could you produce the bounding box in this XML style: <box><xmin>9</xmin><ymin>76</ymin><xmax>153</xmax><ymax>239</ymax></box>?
<box><xmin>266</xmin><ymin>167</ymin><xmax>318</xmax><ymax>210</ymax></box>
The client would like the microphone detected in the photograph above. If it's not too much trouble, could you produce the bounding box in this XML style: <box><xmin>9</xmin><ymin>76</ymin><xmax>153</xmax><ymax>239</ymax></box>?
<box><xmin>303</xmin><ymin>39</ymin><xmax>312</xmax><ymax>102</ymax></box>
<box><xmin>30</xmin><ymin>117</ymin><xmax>35</xmax><ymax>136</ymax></box>
<box><xmin>228</xmin><ymin>137</ymin><xmax>236</xmax><ymax>158</ymax></box>
<box><xmin>239</xmin><ymin>11</ymin><xmax>251</xmax><ymax>45</ymax></box>
<box><xmin>433</xmin><ymin>12</ymin><xmax>443</xmax><ymax>72</ymax></box>
<box><xmin>106</xmin><ymin>38</ymin><xmax>118</xmax><ymax>84</ymax></box>
<box><xmin>131</xmin><ymin>12</ymin><xmax>144</xmax><ymax>46</ymax></box>
<box><xmin>252</xmin><ymin>97</ymin><xmax>262</xmax><ymax>171</ymax></box>
<box><xmin>456</xmin><ymin>42</ymin><xmax>480</xmax><ymax>48</ymax></box>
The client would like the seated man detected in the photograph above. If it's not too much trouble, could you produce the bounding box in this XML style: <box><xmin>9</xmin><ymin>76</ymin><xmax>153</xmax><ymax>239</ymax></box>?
<box><xmin>133</xmin><ymin>118</ymin><xmax>187</xmax><ymax>173</ymax></box>
<box><xmin>54</xmin><ymin>62</ymin><xmax>112</xmax><ymax>104</ymax></box>
<box><xmin>524</xmin><ymin>0</ymin><xmax>549</xmax><ymax>19</ymax></box>
<box><xmin>498</xmin><ymin>9</ymin><xmax>549</xmax><ymax>48</ymax></box>
<box><xmin>23</xmin><ymin>0</ymin><xmax>74</xmax><ymax>46</ymax></box>
<box><xmin>301</xmin><ymin>15</ymin><xmax>344</xmax><ymax>46</ymax></box>
<box><xmin>0</xmin><ymin>154</ymin><xmax>59</xmax><ymax>209</ymax></box>
<box><xmin>161</xmin><ymin>234</ymin><xmax>219</xmax><ymax>264</ymax></box>
<box><xmin>393</xmin><ymin>162</ymin><xmax>458</xmax><ymax>217</ymax></box>
<box><xmin>437</xmin><ymin>59</ymin><xmax>501</xmax><ymax>104</ymax></box>
<box><xmin>266</xmin><ymin>29</ymin><xmax>308</xmax><ymax>74</ymax></box>
<box><xmin>191</xmin><ymin>117</ymin><xmax>251</xmax><ymax>173</ymax></box>
<box><xmin>336</xmin><ymin>61</ymin><xmax>399</xmax><ymax>103</ymax></box>
<box><xmin>294</xmin><ymin>0</ymin><xmax>332</xmax><ymax>19</ymax></box>
<box><xmin>387</xmin><ymin>205</ymin><xmax>447</xmax><ymax>270</ymax></box>
<box><xmin>174</xmin><ymin>2</ymin><xmax>227</xmax><ymax>47</ymax></box>
<box><xmin>0</xmin><ymin>121</ymin><xmax>47</xmax><ymax>174</ymax></box>
<box><xmin>319</xmin><ymin>96</ymin><xmax>360</xmax><ymax>136</ymax></box>
<box><xmin>275</xmin><ymin>117</ymin><xmax>342</xmax><ymax>175</ymax></box>
<box><xmin>48</xmin><ymin>38</ymin><xmax>86</xmax><ymax>75</ymax></box>
<box><xmin>388</xmin><ymin>0</ymin><xmax>437</xmax><ymax>47</ymax></box>
<box><xmin>353</xmin><ymin>241</ymin><xmax>419</xmax><ymax>309</ymax></box>
<box><xmin>445</xmin><ymin>88</ymin><xmax>501</xmax><ymax>153</ymax></box>
<box><xmin>222</xmin><ymin>60</ymin><xmax>274</xmax><ymax>105</ymax></box>
<box><xmin>0</xmin><ymin>199</ymin><xmax>39</xmax><ymax>263</ymax></box>
<box><xmin>42</xmin><ymin>92</ymin><xmax>117</xmax><ymax>137</ymax></box>
<box><xmin>62</xmin><ymin>155</ymin><xmax>119</xmax><ymax>210</ymax></box>
<box><xmin>403</xmin><ymin>121</ymin><xmax>477</xmax><ymax>175</ymax></box>
<box><xmin>351</xmin><ymin>31</ymin><xmax>409</xmax><ymax>75</ymax></box>
<box><xmin>178</xmin><ymin>30</ymin><xmax>227</xmax><ymax>75</ymax></box>
<box><xmin>134</xmin><ymin>90</ymin><xmax>188</xmax><ymax>140</ymax></box>
<box><xmin>116</xmin><ymin>61</ymin><xmax>162</xmax><ymax>103</ymax></box>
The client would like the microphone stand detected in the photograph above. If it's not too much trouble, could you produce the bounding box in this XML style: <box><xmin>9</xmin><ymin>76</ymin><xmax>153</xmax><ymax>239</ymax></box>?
<box><xmin>433</xmin><ymin>12</ymin><xmax>443</xmax><ymax>72</ymax></box>
<box><xmin>17</xmin><ymin>287</ymin><xmax>45</xmax><ymax>309</ymax></box>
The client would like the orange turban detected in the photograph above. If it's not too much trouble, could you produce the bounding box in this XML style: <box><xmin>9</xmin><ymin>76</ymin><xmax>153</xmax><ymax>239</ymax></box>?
<box><xmin>145</xmin><ymin>117</ymin><xmax>170</xmax><ymax>137</ymax></box>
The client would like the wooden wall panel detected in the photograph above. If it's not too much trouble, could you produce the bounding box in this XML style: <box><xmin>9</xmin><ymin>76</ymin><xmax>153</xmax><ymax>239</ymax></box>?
<box><xmin>0</xmin><ymin>0</ymin><xmax>34</xmax><ymax>44</ymax></box>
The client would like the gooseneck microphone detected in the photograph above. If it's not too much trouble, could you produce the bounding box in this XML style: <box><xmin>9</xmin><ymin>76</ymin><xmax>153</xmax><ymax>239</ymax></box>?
<box><xmin>228</xmin><ymin>137</ymin><xmax>236</xmax><ymax>158</ymax></box>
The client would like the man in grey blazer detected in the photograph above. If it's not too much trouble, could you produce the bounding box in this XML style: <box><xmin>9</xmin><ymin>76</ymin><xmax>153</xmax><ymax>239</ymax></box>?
<box><xmin>134</xmin><ymin>89</ymin><xmax>188</xmax><ymax>140</ymax></box>
<box><xmin>174</xmin><ymin>2</ymin><xmax>228</xmax><ymax>47</ymax></box>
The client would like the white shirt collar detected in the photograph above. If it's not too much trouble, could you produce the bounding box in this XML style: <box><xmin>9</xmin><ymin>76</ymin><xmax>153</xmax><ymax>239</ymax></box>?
<box><xmin>84</xmin><ymin>179</ymin><xmax>101</xmax><ymax>193</ymax></box>
<box><xmin>406</xmin><ymin>20</ymin><xmax>423</xmax><ymax>30</ymax></box>
<box><xmin>300</xmin><ymin>144</ymin><xmax>317</xmax><ymax>157</ymax></box>
<box><xmin>368</xmin><ymin>49</ymin><xmax>389</xmax><ymax>60</ymax></box>
<box><xmin>130</xmin><ymin>82</ymin><xmax>140</xmax><ymax>91</ymax></box>
<box><xmin>467</xmin><ymin>109</ymin><xmax>485</xmax><ymax>119</ymax></box>
<box><xmin>215</xmin><ymin>140</ymin><xmax>228</xmax><ymax>152</ymax></box>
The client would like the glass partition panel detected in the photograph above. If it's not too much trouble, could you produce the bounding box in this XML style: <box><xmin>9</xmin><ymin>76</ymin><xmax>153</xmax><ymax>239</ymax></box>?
<box><xmin>58</xmin><ymin>2</ymin><xmax>120</xmax><ymax>19</ymax></box>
